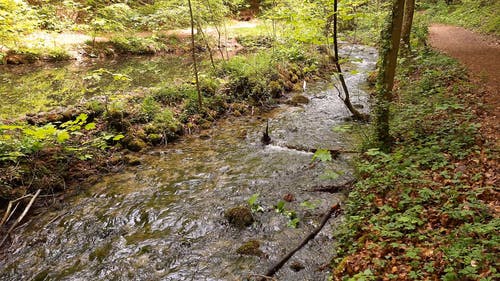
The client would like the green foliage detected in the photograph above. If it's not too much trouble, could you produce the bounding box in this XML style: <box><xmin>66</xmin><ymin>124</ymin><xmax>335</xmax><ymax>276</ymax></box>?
<box><xmin>217</xmin><ymin>52</ymin><xmax>280</xmax><ymax>103</ymax></box>
<box><xmin>422</xmin><ymin>0</ymin><xmax>500</xmax><ymax>36</ymax></box>
<box><xmin>312</xmin><ymin>149</ymin><xmax>332</xmax><ymax>162</ymax></box>
<box><xmin>247</xmin><ymin>193</ymin><xmax>264</xmax><ymax>212</ymax></box>
<box><xmin>275</xmin><ymin>200</ymin><xmax>299</xmax><ymax>228</ymax></box>
<box><xmin>0</xmin><ymin>123</ymin><xmax>68</xmax><ymax>161</ymax></box>
<box><xmin>0</xmin><ymin>0</ymin><xmax>38</xmax><ymax>48</ymax></box>
<box><xmin>333</xmin><ymin>49</ymin><xmax>498</xmax><ymax>279</ymax></box>
<box><xmin>300</xmin><ymin>200</ymin><xmax>320</xmax><ymax>210</ymax></box>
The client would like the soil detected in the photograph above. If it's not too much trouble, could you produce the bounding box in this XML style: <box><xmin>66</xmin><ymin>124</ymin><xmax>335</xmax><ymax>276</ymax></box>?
<box><xmin>429</xmin><ymin>24</ymin><xmax>499</xmax><ymax>145</ymax></box>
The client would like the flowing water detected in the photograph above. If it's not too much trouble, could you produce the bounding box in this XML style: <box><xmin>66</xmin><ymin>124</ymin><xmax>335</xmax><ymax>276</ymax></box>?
<box><xmin>0</xmin><ymin>45</ymin><xmax>376</xmax><ymax>281</ymax></box>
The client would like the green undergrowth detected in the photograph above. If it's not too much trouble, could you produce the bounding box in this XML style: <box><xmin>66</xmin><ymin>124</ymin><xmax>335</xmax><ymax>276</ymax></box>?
<box><xmin>84</xmin><ymin>34</ymin><xmax>185</xmax><ymax>57</ymax></box>
<box><xmin>0</xmin><ymin>44</ymin><xmax>327</xmax><ymax>204</ymax></box>
<box><xmin>422</xmin><ymin>0</ymin><xmax>500</xmax><ymax>36</ymax></box>
<box><xmin>332</xmin><ymin>49</ymin><xmax>499</xmax><ymax>280</ymax></box>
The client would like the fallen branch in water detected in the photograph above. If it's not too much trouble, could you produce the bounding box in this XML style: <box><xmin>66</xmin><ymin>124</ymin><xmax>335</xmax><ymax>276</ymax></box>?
<box><xmin>262</xmin><ymin>203</ymin><xmax>342</xmax><ymax>278</ymax></box>
<box><xmin>283</xmin><ymin>145</ymin><xmax>359</xmax><ymax>158</ymax></box>
<box><xmin>0</xmin><ymin>189</ymin><xmax>41</xmax><ymax>247</ymax></box>
<box><xmin>309</xmin><ymin>179</ymin><xmax>356</xmax><ymax>193</ymax></box>
<box><xmin>247</xmin><ymin>273</ymin><xmax>277</xmax><ymax>281</ymax></box>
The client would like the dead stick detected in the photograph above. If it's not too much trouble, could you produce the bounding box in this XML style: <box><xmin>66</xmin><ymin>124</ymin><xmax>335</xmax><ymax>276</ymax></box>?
<box><xmin>263</xmin><ymin>203</ymin><xmax>342</xmax><ymax>278</ymax></box>
<box><xmin>0</xmin><ymin>189</ymin><xmax>41</xmax><ymax>247</ymax></box>
<box><xmin>1</xmin><ymin>194</ymin><xmax>34</xmax><ymax>227</ymax></box>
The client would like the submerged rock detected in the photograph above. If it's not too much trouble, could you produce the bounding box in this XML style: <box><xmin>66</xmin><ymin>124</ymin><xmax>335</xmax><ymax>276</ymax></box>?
<box><xmin>288</xmin><ymin>94</ymin><xmax>310</xmax><ymax>106</ymax></box>
<box><xmin>236</xmin><ymin>240</ymin><xmax>265</xmax><ymax>257</ymax></box>
<box><xmin>224</xmin><ymin>206</ymin><xmax>254</xmax><ymax>228</ymax></box>
<box><xmin>124</xmin><ymin>155</ymin><xmax>142</xmax><ymax>166</ymax></box>
<box><xmin>290</xmin><ymin>261</ymin><xmax>305</xmax><ymax>272</ymax></box>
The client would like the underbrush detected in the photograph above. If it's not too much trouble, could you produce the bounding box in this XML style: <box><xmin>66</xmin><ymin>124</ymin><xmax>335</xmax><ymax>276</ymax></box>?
<box><xmin>84</xmin><ymin>34</ymin><xmax>184</xmax><ymax>57</ymax></box>
<box><xmin>332</xmin><ymin>49</ymin><xmax>499</xmax><ymax>280</ymax></box>
<box><xmin>421</xmin><ymin>0</ymin><xmax>500</xmax><ymax>36</ymax></box>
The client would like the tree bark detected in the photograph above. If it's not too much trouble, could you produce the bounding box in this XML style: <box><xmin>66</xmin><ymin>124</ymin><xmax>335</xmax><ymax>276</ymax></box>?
<box><xmin>375</xmin><ymin>0</ymin><xmax>405</xmax><ymax>150</ymax></box>
<box><xmin>401</xmin><ymin>0</ymin><xmax>415</xmax><ymax>50</ymax></box>
<box><xmin>188</xmin><ymin>0</ymin><xmax>203</xmax><ymax>109</ymax></box>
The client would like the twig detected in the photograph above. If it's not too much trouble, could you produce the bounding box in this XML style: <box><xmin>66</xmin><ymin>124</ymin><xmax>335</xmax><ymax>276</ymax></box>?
<box><xmin>263</xmin><ymin>203</ymin><xmax>342</xmax><ymax>278</ymax></box>
<box><xmin>247</xmin><ymin>273</ymin><xmax>277</xmax><ymax>281</ymax></box>
<box><xmin>0</xmin><ymin>194</ymin><xmax>34</xmax><ymax>227</ymax></box>
<box><xmin>0</xmin><ymin>189</ymin><xmax>41</xmax><ymax>247</ymax></box>
<box><xmin>5</xmin><ymin>202</ymin><xmax>20</xmax><ymax>226</ymax></box>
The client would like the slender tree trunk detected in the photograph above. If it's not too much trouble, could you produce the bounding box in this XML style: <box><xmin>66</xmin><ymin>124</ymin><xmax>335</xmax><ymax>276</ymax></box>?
<box><xmin>196</xmin><ymin>21</ymin><xmax>216</xmax><ymax>70</ymax></box>
<box><xmin>332</xmin><ymin>0</ymin><xmax>369</xmax><ymax>121</ymax></box>
<box><xmin>188</xmin><ymin>0</ymin><xmax>203</xmax><ymax>109</ymax></box>
<box><xmin>375</xmin><ymin>0</ymin><xmax>405</xmax><ymax>149</ymax></box>
<box><xmin>401</xmin><ymin>0</ymin><xmax>415</xmax><ymax>50</ymax></box>
<box><xmin>205</xmin><ymin>0</ymin><xmax>226</xmax><ymax>60</ymax></box>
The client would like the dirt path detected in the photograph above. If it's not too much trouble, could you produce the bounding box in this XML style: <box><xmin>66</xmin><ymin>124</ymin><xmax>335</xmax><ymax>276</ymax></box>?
<box><xmin>429</xmin><ymin>23</ymin><xmax>499</xmax><ymax>143</ymax></box>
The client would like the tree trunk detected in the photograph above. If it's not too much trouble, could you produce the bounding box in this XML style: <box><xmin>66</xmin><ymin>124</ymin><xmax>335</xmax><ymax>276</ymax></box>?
<box><xmin>188</xmin><ymin>0</ymin><xmax>203</xmax><ymax>110</ymax></box>
<box><xmin>332</xmin><ymin>0</ymin><xmax>369</xmax><ymax>122</ymax></box>
<box><xmin>401</xmin><ymin>0</ymin><xmax>415</xmax><ymax>50</ymax></box>
<box><xmin>375</xmin><ymin>0</ymin><xmax>405</xmax><ymax>150</ymax></box>
<box><xmin>205</xmin><ymin>0</ymin><xmax>226</xmax><ymax>60</ymax></box>
<box><xmin>196</xmin><ymin>21</ymin><xmax>216</xmax><ymax>70</ymax></box>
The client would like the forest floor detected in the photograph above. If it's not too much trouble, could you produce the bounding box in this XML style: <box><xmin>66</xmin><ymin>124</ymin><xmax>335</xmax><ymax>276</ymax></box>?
<box><xmin>428</xmin><ymin>23</ymin><xmax>499</xmax><ymax>145</ymax></box>
<box><xmin>332</xmin><ymin>24</ymin><xmax>499</xmax><ymax>280</ymax></box>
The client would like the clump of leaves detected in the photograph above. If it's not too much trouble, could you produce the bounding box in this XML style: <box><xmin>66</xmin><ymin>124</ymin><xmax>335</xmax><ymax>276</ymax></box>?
<box><xmin>275</xmin><ymin>200</ymin><xmax>300</xmax><ymax>228</ymax></box>
<box><xmin>248</xmin><ymin>193</ymin><xmax>264</xmax><ymax>213</ymax></box>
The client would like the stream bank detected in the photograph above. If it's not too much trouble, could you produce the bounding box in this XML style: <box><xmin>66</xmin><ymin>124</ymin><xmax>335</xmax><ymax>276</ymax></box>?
<box><xmin>0</xmin><ymin>44</ymin><xmax>377</xmax><ymax>280</ymax></box>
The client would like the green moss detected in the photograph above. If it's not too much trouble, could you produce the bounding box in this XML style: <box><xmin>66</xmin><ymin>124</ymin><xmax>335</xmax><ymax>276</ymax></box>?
<box><xmin>224</xmin><ymin>205</ymin><xmax>254</xmax><ymax>228</ymax></box>
<box><xmin>236</xmin><ymin>240</ymin><xmax>265</xmax><ymax>257</ymax></box>
<box><xmin>123</xmin><ymin>136</ymin><xmax>148</xmax><ymax>152</ymax></box>
<box><xmin>289</xmin><ymin>94</ymin><xmax>310</xmax><ymax>105</ymax></box>
<box><xmin>32</xmin><ymin>269</ymin><xmax>50</xmax><ymax>281</ymax></box>
<box><xmin>89</xmin><ymin>243</ymin><xmax>112</xmax><ymax>262</ymax></box>
<box><xmin>56</xmin><ymin>260</ymin><xmax>83</xmax><ymax>279</ymax></box>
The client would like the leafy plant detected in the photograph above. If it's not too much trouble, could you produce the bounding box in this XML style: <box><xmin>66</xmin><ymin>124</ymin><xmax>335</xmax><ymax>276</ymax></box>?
<box><xmin>312</xmin><ymin>149</ymin><xmax>332</xmax><ymax>162</ymax></box>
<box><xmin>248</xmin><ymin>193</ymin><xmax>264</xmax><ymax>213</ymax></box>
<box><xmin>275</xmin><ymin>200</ymin><xmax>299</xmax><ymax>228</ymax></box>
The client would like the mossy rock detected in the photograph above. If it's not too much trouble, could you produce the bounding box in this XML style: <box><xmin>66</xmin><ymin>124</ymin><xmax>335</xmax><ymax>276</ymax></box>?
<box><xmin>123</xmin><ymin>137</ymin><xmax>148</xmax><ymax>152</ymax></box>
<box><xmin>89</xmin><ymin>243</ymin><xmax>112</xmax><ymax>262</ymax></box>
<box><xmin>236</xmin><ymin>240</ymin><xmax>265</xmax><ymax>257</ymax></box>
<box><xmin>289</xmin><ymin>94</ymin><xmax>310</xmax><ymax>105</ymax></box>
<box><xmin>146</xmin><ymin>133</ymin><xmax>163</xmax><ymax>145</ymax></box>
<box><xmin>224</xmin><ymin>205</ymin><xmax>254</xmax><ymax>228</ymax></box>
<box><xmin>124</xmin><ymin>155</ymin><xmax>142</xmax><ymax>166</ymax></box>
<box><xmin>283</xmin><ymin>81</ymin><xmax>294</xmax><ymax>91</ymax></box>
<box><xmin>268</xmin><ymin>80</ymin><xmax>282</xmax><ymax>98</ymax></box>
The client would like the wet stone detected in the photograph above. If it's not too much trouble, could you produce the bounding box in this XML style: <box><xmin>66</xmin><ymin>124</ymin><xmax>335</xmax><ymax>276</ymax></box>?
<box><xmin>283</xmin><ymin>193</ymin><xmax>295</xmax><ymax>202</ymax></box>
<box><xmin>290</xmin><ymin>261</ymin><xmax>305</xmax><ymax>272</ymax></box>
<box><xmin>224</xmin><ymin>205</ymin><xmax>254</xmax><ymax>228</ymax></box>
<box><xmin>289</xmin><ymin>94</ymin><xmax>310</xmax><ymax>105</ymax></box>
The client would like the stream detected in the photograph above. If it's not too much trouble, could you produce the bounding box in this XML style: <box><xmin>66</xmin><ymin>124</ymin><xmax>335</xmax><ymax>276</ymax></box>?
<box><xmin>0</xmin><ymin>44</ymin><xmax>376</xmax><ymax>281</ymax></box>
